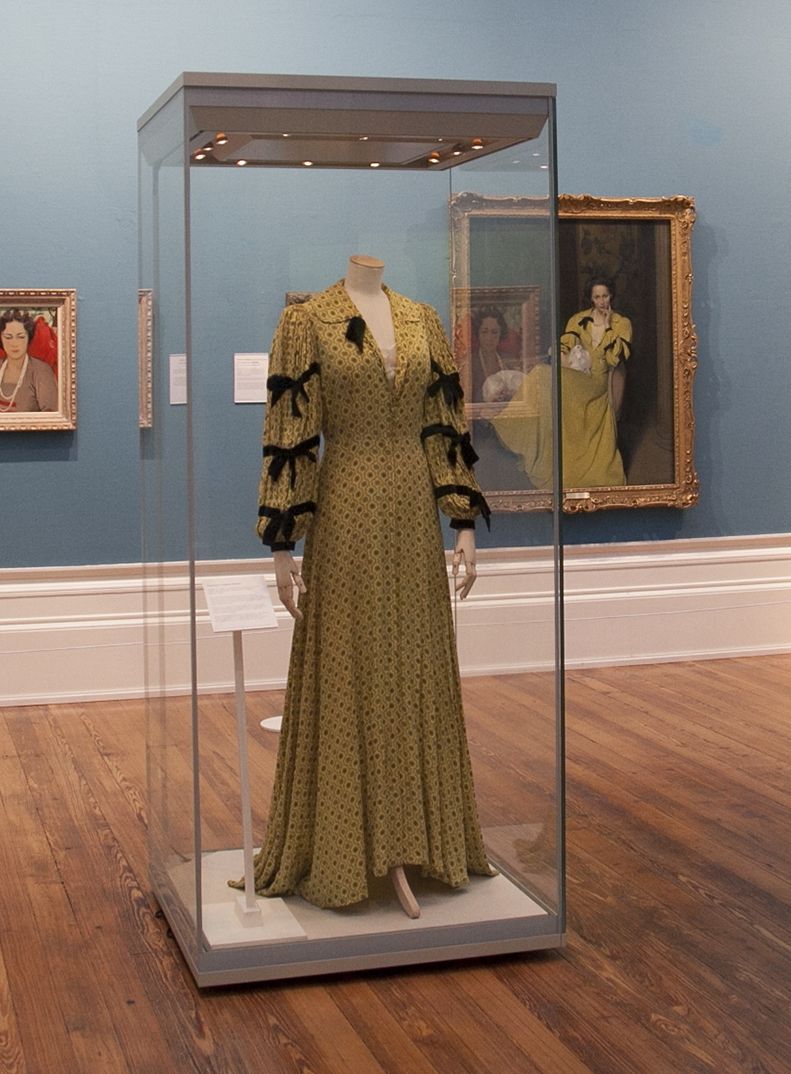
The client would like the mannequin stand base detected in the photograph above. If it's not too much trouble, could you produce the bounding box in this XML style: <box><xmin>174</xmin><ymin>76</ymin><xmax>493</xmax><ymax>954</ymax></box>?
<box><xmin>390</xmin><ymin>866</ymin><xmax>420</xmax><ymax>919</ymax></box>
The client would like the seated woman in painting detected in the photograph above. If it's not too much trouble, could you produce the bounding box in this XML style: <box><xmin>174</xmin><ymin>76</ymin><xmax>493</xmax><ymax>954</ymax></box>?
<box><xmin>492</xmin><ymin>277</ymin><xmax>631</xmax><ymax>489</ymax></box>
<box><xmin>473</xmin><ymin>305</ymin><xmax>527</xmax><ymax>404</ymax></box>
<box><xmin>0</xmin><ymin>309</ymin><xmax>58</xmax><ymax>413</ymax></box>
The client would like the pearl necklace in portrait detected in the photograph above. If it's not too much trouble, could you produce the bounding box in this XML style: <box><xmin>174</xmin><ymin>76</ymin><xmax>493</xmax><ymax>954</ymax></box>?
<box><xmin>0</xmin><ymin>354</ymin><xmax>29</xmax><ymax>411</ymax></box>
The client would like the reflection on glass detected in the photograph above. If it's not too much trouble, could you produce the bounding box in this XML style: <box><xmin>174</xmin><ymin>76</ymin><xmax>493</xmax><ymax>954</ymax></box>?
<box><xmin>451</xmin><ymin>193</ymin><xmax>698</xmax><ymax>511</ymax></box>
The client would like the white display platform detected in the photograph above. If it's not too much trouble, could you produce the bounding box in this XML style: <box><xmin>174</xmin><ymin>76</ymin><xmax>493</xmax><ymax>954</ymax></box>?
<box><xmin>167</xmin><ymin>847</ymin><xmax>547</xmax><ymax>951</ymax></box>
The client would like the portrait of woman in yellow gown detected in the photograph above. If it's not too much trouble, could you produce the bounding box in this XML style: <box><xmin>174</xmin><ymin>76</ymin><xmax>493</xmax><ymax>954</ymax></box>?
<box><xmin>492</xmin><ymin>277</ymin><xmax>632</xmax><ymax>490</ymax></box>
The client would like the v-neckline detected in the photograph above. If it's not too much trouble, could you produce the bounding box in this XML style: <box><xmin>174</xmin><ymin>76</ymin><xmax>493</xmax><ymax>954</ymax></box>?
<box><xmin>345</xmin><ymin>284</ymin><xmax>403</xmax><ymax>394</ymax></box>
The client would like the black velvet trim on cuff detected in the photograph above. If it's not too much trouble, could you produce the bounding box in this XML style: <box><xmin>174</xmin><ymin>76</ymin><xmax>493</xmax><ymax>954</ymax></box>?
<box><xmin>268</xmin><ymin>541</ymin><xmax>296</xmax><ymax>552</ymax></box>
<box><xmin>450</xmin><ymin>518</ymin><xmax>475</xmax><ymax>530</ymax></box>
<box><xmin>434</xmin><ymin>484</ymin><xmax>492</xmax><ymax>531</ymax></box>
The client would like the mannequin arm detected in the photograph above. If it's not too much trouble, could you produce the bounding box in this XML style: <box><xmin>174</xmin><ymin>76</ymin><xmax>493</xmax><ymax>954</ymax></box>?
<box><xmin>273</xmin><ymin>549</ymin><xmax>306</xmax><ymax>620</ymax></box>
<box><xmin>451</xmin><ymin>528</ymin><xmax>477</xmax><ymax>599</ymax></box>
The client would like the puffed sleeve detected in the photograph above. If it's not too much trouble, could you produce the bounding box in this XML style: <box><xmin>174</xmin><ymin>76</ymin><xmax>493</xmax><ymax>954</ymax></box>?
<box><xmin>256</xmin><ymin>303</ymin><xmax>322</xmax><ymax>551</ymax></box>
<box><xmin>560</xmin><ymin>313</ymin><xmax>583</xmax><ymax>356</ymax></box>
<box><xmin>420</xmin><ymin>304</ymin><xmax>490</xmax><ymax>531</ymax></box>
<box><xmin>602</xmin><ymin>313</ymin><xmax>632</xmax><ymax>367</ymax></box>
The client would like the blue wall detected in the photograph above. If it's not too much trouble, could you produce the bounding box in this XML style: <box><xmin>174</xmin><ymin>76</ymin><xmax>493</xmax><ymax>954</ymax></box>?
<box><xmin>2</xmin><ymin>0</ymin><xmax>790</xmax><ymax>567</ymax></box>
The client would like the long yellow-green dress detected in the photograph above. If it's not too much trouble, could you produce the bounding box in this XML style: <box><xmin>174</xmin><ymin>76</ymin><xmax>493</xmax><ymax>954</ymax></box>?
<box><xmin>493</xmin><ymin>309</ymin><xmax>631</xmax><ymax>489</ymax></box>
<box><xmin>247</xmin><ymin>281</ymin><xmax>493</xmax><ymax>909</ymax></box>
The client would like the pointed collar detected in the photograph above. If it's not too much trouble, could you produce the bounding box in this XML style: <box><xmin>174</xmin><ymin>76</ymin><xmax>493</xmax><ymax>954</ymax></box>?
<box><xmin>308</xmin><ymin>279</ymin><xmax>421</xmax><ymax>324</ymax></box>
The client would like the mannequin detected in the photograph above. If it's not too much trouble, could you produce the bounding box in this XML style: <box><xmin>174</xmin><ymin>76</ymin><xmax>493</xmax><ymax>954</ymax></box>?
<box><xmin>274</xmin><ymin>255</ymin><xmax>478</xmax><ymax>917</ymax></box>
<box><xmin>241</xmin><ymin>253</ymin><xmax>493</xmax><ymax>915</ymax></box>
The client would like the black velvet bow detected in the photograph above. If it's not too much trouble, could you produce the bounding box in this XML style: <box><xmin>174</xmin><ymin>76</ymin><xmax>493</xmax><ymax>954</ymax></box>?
<box><xmin>263</xmin><ymin>435</ymin><xmax>320</xmax><ymax>488</ymax></box>
<box><xmin>427</xmin><ymin>360</ymin><xmax>464</xmax><ymax>408</ymax></box>
<box><xmin>603</xmin><ymin>335</ymin><xmax>630</xmax><ymax>357</ymax></box>
<box><xmin>258</xmin><ymin>501</ymin><xmax>316</xmax><ymax>545</ymax></box>
<box><xmin>268</xmin><ymin>362</ymin><xmax>320</xmax><ymax>417</ymax></box>
<box><xmin>453</xmin><ymin>431</ymin><xmax>479</xmax><ymax>469</ymax></box>
<box><xmin>421</xmin><ymin>424</ymin><xmax>479</xmax><ymax>468</ymax></box>
<box><xmin>578</xmin><ymin>316</ymin><xmax>593</xmax><ymax>329</ymax></box>
<box><xmin>345</xmin><ymin>315</ymin><xmax>366</xmax><ymax>352</ymax></box>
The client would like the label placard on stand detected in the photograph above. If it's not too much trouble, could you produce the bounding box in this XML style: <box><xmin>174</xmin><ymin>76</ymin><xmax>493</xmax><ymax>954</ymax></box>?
<box><xmin>202</xmin><ymin>575</ymin><xmax>277</xmax><ymax>633</ymax></box>
<box><xmin>199</xmin><ymin>575</ymin><xmax>293</xmax><ymax>933</ymax></box>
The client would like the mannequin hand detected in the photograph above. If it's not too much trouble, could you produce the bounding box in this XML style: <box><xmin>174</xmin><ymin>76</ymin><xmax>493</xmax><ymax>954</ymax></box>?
<box><xmin>273</xmin><ymin>550</ymin><xmax>307</xmax><ymax>620</ymax></box>
<box><xmin>451</xmin><ymin>529</ymin><xmax>477</xmax><ymax>600</ymax></box>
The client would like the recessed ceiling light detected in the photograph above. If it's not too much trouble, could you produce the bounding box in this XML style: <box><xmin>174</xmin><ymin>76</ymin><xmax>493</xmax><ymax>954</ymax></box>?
<box><xmin>215</xmin><ymin>132</ymin><xmax>228</xmax><ymax>145</ymax></box>
<box><xmin>236</xmin><ymin>159</ymin><xmax>248</xmax><ymax>166</ymax></box>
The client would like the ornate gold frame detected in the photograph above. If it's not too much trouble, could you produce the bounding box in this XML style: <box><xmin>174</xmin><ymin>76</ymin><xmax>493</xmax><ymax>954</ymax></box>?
<box><xmin>449</xmin><ymin>193</ymin><xmax>698</xmax><ymax>512</ymax></box>
<box><xmin>0</xmin><ymin>288</ymin><xmax>77</xmax><ymax>431</ymax></box>
<box><xmin>138</xmin><ymin>289</ymin><xmax>153</xmax><ymax>428</ymax></box>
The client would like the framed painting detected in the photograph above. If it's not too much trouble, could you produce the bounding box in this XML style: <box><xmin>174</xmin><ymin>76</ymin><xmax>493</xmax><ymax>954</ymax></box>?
<box><xmin>285</xmin><ymin>291</ymin><xmax>314</xmax><ymax>306</ymax></box>
<box><xmin>138</xmin><ymin>289</ymin><xmax>153</xmax><ymax>428</ymax></box>
<box><xmin>0</xmin><ymin>289</ymin><xmax>77</xmax><ymax>430</ymax></box>
<box><xmin>452</xmin><ymin>285</ymin><xmax>542</xmax><ymax>418</ymax></box>
<box><xmin>449</xmin><ymin>193</ymin><xmax>698</xmax><ymax>511</ymax></box>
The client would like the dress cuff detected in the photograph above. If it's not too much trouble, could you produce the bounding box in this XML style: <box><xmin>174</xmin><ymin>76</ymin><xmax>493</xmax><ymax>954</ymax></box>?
<box><xmin>268</xmin><ymin>541</ymin><xmax>296</xmax><ymax>552</ymax></box>
<box><xmin>450</xmin><ymin>518</ymin><xmax>475</xmax><ymax>530</ymax></box>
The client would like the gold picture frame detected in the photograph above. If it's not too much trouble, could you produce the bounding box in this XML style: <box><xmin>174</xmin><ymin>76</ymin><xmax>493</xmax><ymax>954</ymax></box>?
<box><xmin>138</xmin><ymin>289</ymin><xmax>153</xmax><ymax>428</ymax></box>
<box><xmin>0</xmin><ymin>289</ymin><xmax>77</xmax><ymax>430</ymax></box>
<box><xmin>449</xmin><ymin>193</ymin><xmax>698</xmax><ymax>512</ymax></box>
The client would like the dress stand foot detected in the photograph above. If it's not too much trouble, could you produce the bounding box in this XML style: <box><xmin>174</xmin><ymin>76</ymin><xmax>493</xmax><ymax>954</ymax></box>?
<box><xmin>390</xmin><ymin>866</ymin><xmax>420</xmax><ymax>919</ymax></box>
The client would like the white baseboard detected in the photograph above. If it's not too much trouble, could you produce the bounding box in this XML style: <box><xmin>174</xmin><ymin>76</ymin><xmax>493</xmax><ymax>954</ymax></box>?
<box><xmin>2</xmin><ymin>534</ymin><xmax>790</xmax><ymax>707</ymax></box>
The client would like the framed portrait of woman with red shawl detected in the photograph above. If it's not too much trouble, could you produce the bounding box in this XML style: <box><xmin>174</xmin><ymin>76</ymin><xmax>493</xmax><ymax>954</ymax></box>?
<box><xmin>0</xmin><ymin>288</ymin><xmax>76</xmax><ymax>431</ymax></box>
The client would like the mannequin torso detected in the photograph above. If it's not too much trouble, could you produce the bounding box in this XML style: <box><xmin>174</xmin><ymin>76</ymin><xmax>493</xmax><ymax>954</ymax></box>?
<box><xmin>343</xmin><ymin>254</ymin><xmax>397</xmax><ymax>382</ymax></box>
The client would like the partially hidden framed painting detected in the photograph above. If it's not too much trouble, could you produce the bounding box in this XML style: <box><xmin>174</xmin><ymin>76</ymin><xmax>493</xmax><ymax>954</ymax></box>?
<box><xmin>449</xmin><ymin>193</ymin><xmax>698</xmax><ymax>512</ymax></box>
<box><xmin>0</xmin><ymin>289</ymin><xmax>77</xmax><ymax>430</ymax></box>
<box><xmin>138</xmin><ymin>289</ymin><xmax>153</xmax><ymax>428</ymax></box>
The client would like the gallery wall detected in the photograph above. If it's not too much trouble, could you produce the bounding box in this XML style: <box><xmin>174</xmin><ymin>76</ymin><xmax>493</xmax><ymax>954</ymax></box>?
<box><xmin>2</xmin><ymin>0</ymin><xmax>790</xmax><ymax>568</ymax></box>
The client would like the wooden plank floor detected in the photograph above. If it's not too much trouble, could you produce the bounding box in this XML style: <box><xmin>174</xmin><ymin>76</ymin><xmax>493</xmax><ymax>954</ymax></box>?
<box><xmin>1</xmin><ymin>654</ymin><xmax>790</xmax><ymax>1073</ymax></box>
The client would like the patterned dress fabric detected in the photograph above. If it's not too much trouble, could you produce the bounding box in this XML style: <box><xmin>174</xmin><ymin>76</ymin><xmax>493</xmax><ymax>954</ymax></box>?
<box><xmin>246</xmin><ymin>280</ymin><xmax>494</xmax><ymax>909</ymax></box>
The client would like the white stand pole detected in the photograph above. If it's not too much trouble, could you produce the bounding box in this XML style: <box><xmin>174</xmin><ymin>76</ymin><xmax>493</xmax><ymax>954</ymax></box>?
<box><xmin>232</xmin><ymin>630</ymin><xmax>260</xmax><ymax>916</ymax></box>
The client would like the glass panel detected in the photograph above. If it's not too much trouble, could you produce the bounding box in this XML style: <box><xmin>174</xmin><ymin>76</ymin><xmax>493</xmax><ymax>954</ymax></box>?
<box><xmin>449</xmin><ymin>119</ymin><xmax>563</xmax><ymax>919</ymax></box>
<box><xmin>139</xmin><ymin>92</ymin><xmax>201</xmax><ymax>963</ymax></box>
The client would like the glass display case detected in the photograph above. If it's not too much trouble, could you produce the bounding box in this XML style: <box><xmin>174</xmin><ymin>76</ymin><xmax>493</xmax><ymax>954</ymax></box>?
<box><xmin>138</xmin><ymin>73</ymin><xmax>564</xmax><ymax>986</ymax></box>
